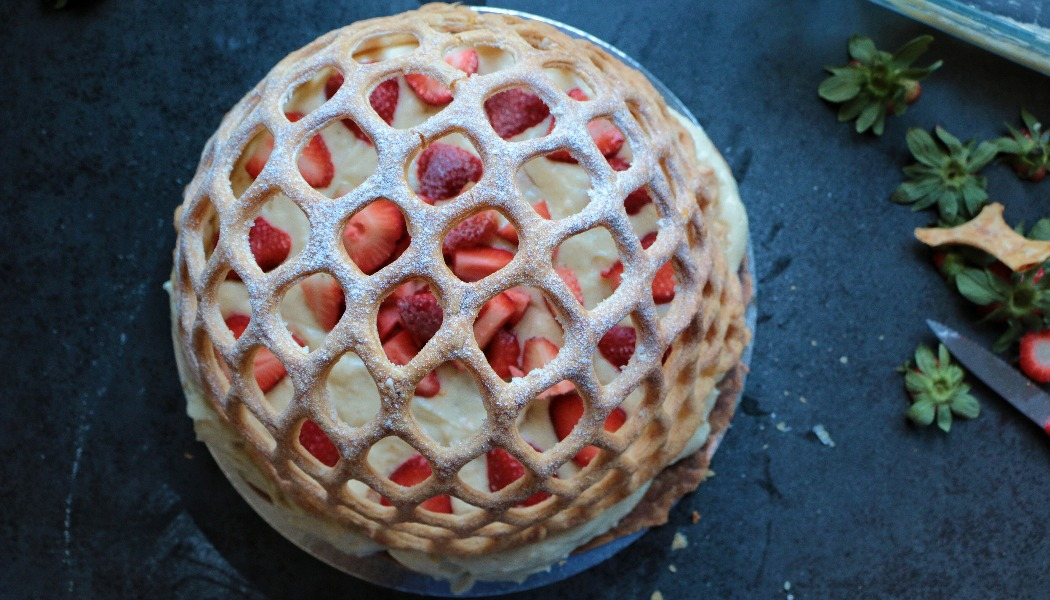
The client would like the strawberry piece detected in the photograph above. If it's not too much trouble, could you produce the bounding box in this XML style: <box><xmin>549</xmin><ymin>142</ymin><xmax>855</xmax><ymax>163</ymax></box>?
<box><xmin>343</xmin><ymin>200</ymin><xmax>406</xmax><ymax>274</ymax></box>
<box><xmin>548</xmin><ymin>393</ymin><xmax>627</xmax><ymax>467</ymax></box>
<box><xmin>397</xmin><ymin>289</ymin><xmax>443</xmax><ymax>346</ymax></box>
<box><xmin>486</xmin><ymin>448</ymin><xmax>550</xmax><ymax>507</ymax></box>
<box><xmin>391</xmin><ymin>280</ymin><xmax>428</xmax><ymax>301</ymax></box>
<box><xmin>283</xmin><ymin>112</ymin><xmax>335</xmax><ymax>188</ymax></box>
<box><xmin>652</xmin><ymin>262</ymin><xmax>676</xmax><ymax>304</ymax></box>
<box><xmin>556</xmin><ymin>267</ymin><xmax>584</xmax><ymax>305</ymax></box>
<box><xmin>485</xmin><ymin>329</ymin><xmax>521</xmax><ymax>380</ymax></box>
<box><xmin>377</xmin><ymin>304</ymin><xmax>402</xmax><ymax>342</ymax></box>
<box><xmin>504</xmin><ymin>288</ymin><xmax>532</xmax><ymax>325</ymax></box>
<box><xmin>1020</xmin><ymin>329</ymin><xmax>1050</xmax><ymax>383</ymax></box>
<box><xmin>325</xmin><ymin>73</ymin><xmax>399</xmax><ymax>144</ymax></box>
<box><xmin>381</xmin><ymin>455</ymin><xmax>452</xmax><ymax>513</ymax></box>
<box><xmin>244</xmin><ymin>135</ymin><xmax>271</xmax><ymax>180</ymax></box>
<box><xmin>474</xmin><ymin>292</ymin><xmax>518</xmax><ymax>349</ymax></box>
<box><xmin>299</xmin><ymin>420</ymin><xmax>339</xmax><ymax>467</ymax></box>
<box><xmin>249</xmin><ymin>217</ymin><xmax>292</xmax><ymax>273</ymax></box>
<box><xmin>451</xmin><ymin>246</ymin><xmax>514</xmax><ymax>282</ymax></box>
<box><xmin>523</xmin><ymin>337</ymin><xmax>575</xmax><ymax>397</ymax></box>
<box><xmin>416</xmin><ymin>142</ymin><xmax>484</xmax><ymax>202</ymax></box>
<box><xmin>225</xmin><ymin>314</ymin><xmax>251</xmax><ymax>338</ymax></box>
<box><xmin>640</xmin><ymin>231</ymin><xmax>658</xmax><ymax>249</ymax></box>
<box><xmin>598</xmin><ymin>325</ymin><xmax>636</xmax><ymax>370</ymax></box>
<box><xmin>383</xmin><ymin>329</ymin><xmax>420</xmax><ymax>366</ymax></box>
<box><xmin>497</xmin><ymin>201</ymin><xmax>551</xmax><ymax>245</ymax></box>
<box><xmin>600</xmin><ymin>261</ymin><xmax>624</xmax><ymax>288</ymax></box>
<box><xmin>547</xmin><ymin>119</ymin><xmax>625</xmax><ymax>162</ymax></box>
<box><xmin>443</xmin><ymin>211</ymin><xmax>499</xmax><ymax>254</ymax></box>
<box><xmin>225</xmin><ymin>314</ymin><xmax>303</xmax><ymax>393</ymax></box>
<box><xmin>484</xmin><ymin>88</ymin><xmax>551</xmax><ymax>139</ymax></box>
<box><xmin>301</xmin><ymin>275</ymin><xmax>345</xmax><ymax>332</ymax></box>
<box><xmin>405</xmin><ymin>48</ymin><xmax>479</xmax><ymax>105</ymax></box>
<box><xmin>609</xmin><ymin>157</ymin><xmax>653</xmax><ymax>215</ymax></box>
<box><xmin>415</xmin><ymin>371</ymin><xmax>441</xmax><ymax>398</ymax></box>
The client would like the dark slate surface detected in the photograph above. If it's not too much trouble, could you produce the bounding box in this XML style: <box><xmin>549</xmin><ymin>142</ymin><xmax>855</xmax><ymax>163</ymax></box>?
<box><xmin>3</xmin><ymin>1</ymin><xmax>1049</xmax><ymax>598</ymax></box>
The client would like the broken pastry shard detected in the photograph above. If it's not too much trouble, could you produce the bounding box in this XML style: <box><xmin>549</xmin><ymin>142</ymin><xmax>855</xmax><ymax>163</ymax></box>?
<box><xmin>915</xmin><ymin>203</ymin><xmax>1050</xmax><ymax>272</ymax></box>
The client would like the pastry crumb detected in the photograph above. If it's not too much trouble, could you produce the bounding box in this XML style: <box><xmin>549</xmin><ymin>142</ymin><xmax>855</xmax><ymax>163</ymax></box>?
<box><xmin>651</xmin><ymin>591</ymin><xmax>664</xmax><ymax>600</ymax></box>
<box><xmin>810</xmin><ymin>339</ymin><xmax>818</xmax><ymax>346</ymax></box>
<box><xmin>812</xmin><ymin>424</ymin><xmax>835</xmax><ymax>447</ymax></box>
<box><xmin>775</xmin><ymin>421</ymin><xmax>791</xmax><ymax>432</ymax></box>
<box><xmin>671</xmin><ymin>531</ymin><xmax>688</xmax><ymax>551</ymax></box>
<box><xmin>799</xmin><ymin>396</ymin><xmax>807</xmax><ymax>404</ymax></box>
<box><xmin>184</xmin><ymin>452</ymin><xmax>194</xmax><ymax>460</ymax></box>
<box><xmin>691</xmin><ymin>511</ymin><xmax>700</xmax><ymax>524</ymax></box>
<box><xmin>668</xmin><ymin>564</ymin><xmax>677</xmax><ymax>573</ymax></box>
<box><xmin>839</xmin><ymin>355</ymin><xmax>849</xmax><ymax>364</ymax></box>
<box><xmin>784</xmin><ymin>581</ymin><xmax>792</xmax><ymax>591</ymax></box>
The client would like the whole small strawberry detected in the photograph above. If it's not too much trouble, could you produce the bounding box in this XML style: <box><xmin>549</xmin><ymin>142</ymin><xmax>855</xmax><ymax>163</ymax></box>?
<box><xmin>900</xmin><ymin>343</ymin><xmax>980</xmax><ymax>432</ymax></box>
<box><xmin>1019</xmin><ymin>329</ymin><xmax>1050</xmax><ymax>383</ymax></box>
<box><xmin>818</xmin><ymin>34</ymin><xmax>942</xmax><ymax>136</ymax></box>
<box><xmin>994</xmin><ymin>109</ymin><xmax>1049</xmax><ymax>182</ymax></box>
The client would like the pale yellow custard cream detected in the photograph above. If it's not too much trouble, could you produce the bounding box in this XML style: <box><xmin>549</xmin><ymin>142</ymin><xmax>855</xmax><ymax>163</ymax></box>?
<box><xmin>171</xmin><ymin>38</ymin><xmax>747</xmax><ymax>590</ymax></box>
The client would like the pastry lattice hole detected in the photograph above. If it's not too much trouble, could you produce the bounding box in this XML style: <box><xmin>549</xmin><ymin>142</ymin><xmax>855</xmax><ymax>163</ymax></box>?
<box><xmin>294</xmin><ymin>118</ymin><xmax>379</xmax><ymax>199</ymax></box>
<box><xmin>185</xmin><ymin>196</ymin><xmax>219</xmax><ymax>264</ymax></box>
<box><xmin>296</xmin><ymin>418</ymin><xmax>340</xmax><ymax>468</ymax></box>
<box><xmin>410</xmin><ymin>362</ymin><xmax>485</xmax><ymax>446</ymax></box>
<box><xmin>483</xmin><ymin>86</ymin><xmax>552</xmax><ymax>141</ymax></box>
<box><xmin>377</xmin><ymin>278</ymin><xmax>444</xmax><ymax>362</ymax></box>
<box><xmin>611</xmin><ymin>157</ymin><xmax>655</xmax><ymax>218</ymax></box>
<box><xmin>208</xmin><ymin>340</ymin><xmax>234</xmax><ymax>395</ymax></box>
<box><xmin>403</xmin><ymin>47</ymin><xmax>479</xmax><ymax>110</ymax></box>
<box><xmin>542</xmin><ymin>68</ymin><xmax>594</xmax><ymax>100</ymax></box>
<box><xmin>327</xmin><ymin>349</ymin><xmax>382</xmax><ymax>428</ymax></box>
<box><xmin>282</xmin><ymin>66</ymin><xmax>340</xmax><ymax>118</ymax></box>
<box><xmin>478</xmin><ymin>444</ymin><xmax>553</xmax><ymax>508</ymax></box>
<box><xmin>593</xmin><ymin>318</ymin><xmax>640</xmax><ymax>386</ymax></box>
<box><xmin>230</xmin><ymin>126</ymin><xmax>275</xmax><ymax>198</ymax></box>
<box><xmin>547</xmin><ymin>388</ymin><xmax>627</xmax><ymax>470</ymax></box>
<box><xmin>351</xmin><ymin>32</ymin><xmax>419</xmax><ymax>62</ymax></box>
<box><xmin>408</xmin><ymin>134</ymin><xmax>483</xmax><ymax>205</ymax></box>
<box><xmin>477</xmin><ymin>286</ymin><xmax>564</xmax><ymax>380</ymax></box>
<box><xmin>555</xmin><ymin>226</ymin><xmax>618</xmax><ymax>310</ymax></box>
<box><xmin>515</xmin><ymin>156</ymin><xmax>593</xmax><ymax>219</ymax></box>
<box><xmin>225</xmin><ymin>197</ymin><xmax>307</xmax><ymax>280</ymax></box>
<box><xmin>368</xmin><ymin>436</ymin><xmax>452</xmax><ymax>513</ymax></box>
<box><xmin>340</xmin><ymin>199</ymin><xmax>409</xmax><ymax>275</ymax></box>
<box><xmin>236</xmin><ymin>403</ymin><xmax>277</xmax><ymax>454</ymax></box>
<box><xmin>447</xmin><ymin>212</ymin><xmax>516</xmax><ymax>283</ymax></box>
<box><xmin>474</xmin><ymin>45</ymin><xmax>515</xmax><ymax>75</ymax></box>
<box><xmin>284</xmin><ymin>273</ymin><xmax>345</xmax><ymax>343</ymax></box>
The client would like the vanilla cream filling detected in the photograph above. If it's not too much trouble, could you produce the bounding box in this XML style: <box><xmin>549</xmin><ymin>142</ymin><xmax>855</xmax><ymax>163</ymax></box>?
<box><xmin>179</xmin><ymin>49</ymin><xmax>747</xmax><ymax>586</ymax></box>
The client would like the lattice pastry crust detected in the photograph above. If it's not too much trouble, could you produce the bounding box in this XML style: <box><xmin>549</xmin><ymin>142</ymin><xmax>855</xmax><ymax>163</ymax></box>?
<box><xmin>170</xmin><ymin>3</ymin><xmax>749</xmax><ymax>557</ymax></box>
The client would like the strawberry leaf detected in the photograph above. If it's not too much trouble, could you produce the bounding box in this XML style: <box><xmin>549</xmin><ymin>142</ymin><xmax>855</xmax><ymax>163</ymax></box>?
<box><xmin>900</xmin><ymin>343</ymin><xmax>979</xmax><ymax>432</ymax></box>
<box><xmin>993</xmin><ymin>109</ymin><xmax>1050</xmax><ymax>182</ymax></box>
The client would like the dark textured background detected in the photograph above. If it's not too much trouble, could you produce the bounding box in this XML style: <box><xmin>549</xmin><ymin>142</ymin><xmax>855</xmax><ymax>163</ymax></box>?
<box><xmin>3</xmin><ymin>1</ymin><xmax>1049</xmax><ymax>598</ymax></box>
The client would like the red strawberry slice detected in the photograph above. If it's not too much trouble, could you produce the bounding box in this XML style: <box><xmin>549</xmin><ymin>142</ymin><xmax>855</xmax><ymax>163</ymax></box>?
<box><xmin>249</xmin><ymin>216</ymin><xmax>292</xmax><ymax>273</ymax></box>
<box><xmin>523</xmin><ymin>337</ymin><xmax>575</xmax><ymax>397</ymax></box>
<box><xmin>640</xmin><ymin>231</ymin><xmax>658</xmax><ymax>249</ymax></box>
<box><xmin>301</xmin><ymin>275</ymin><xmax>345</xmax><ymax>332</ymax></box>
<box><xmin>443</xmin><ymin>211</ymin><xmax>499</xmax><ymax>254</ymax></box>
<box><xmin>225</xmin><ymin>314</ymin><xmax>304</xmax><ymax>393</ymax></box>
<box><xmin>405</xmin><ymin>48</ymin><xmax>479</xmax><ymax>105</ymax></box>
<box><xmin>284</xmin><ymin>112</ymin><xmax>335</xmax><ymax>188</ymax></box>
<box><xmin>652</xmin><ymin>262</ymin><xmax>676</xmax><ymax>304</ymax></box>
<box><xmin>383</xmin><ymin>329</ymin><xmax>420</xmax><ymax>366</ymax></box>
<box><xmin>225</xmin><ymin>314</ymin><xmax>251</xmax><ymax>339</ymax></box>
<box><xmin>397</xmin><ymin>289</ymin><xmax>443</xmax><ymax>346</ymax></box>
<box><xmin>1020</xmin><ymin>329</ymin><xmax>1050</xmax><ymax>383</ymax></box>
<box><xmin>474</xmin><ymin>292</ymin><xmax>518</xmax><ymax>350</ymax></box>
<box><xmin>415</xmin><ymin>371</ymin><xmax>442</xmax><ymax>398</ymax></box>
<box><xmin>325</xmin><ymin>73</ymin><xmax>399</xmax><ymax>144</ymax></box>
<box><xmin>549</xmin><ymin>393</ymin><xmax>627</xmax><ymax>467</ymax></box>
<box><xmin>498</xmin><ymin>201</ymin><xmax>550</xmax><ymax>245</ymax></box>
<box><xmin>377</xmin><ymin>304</ymin><xmax>402</xmax><ymax>342</ymax></box>
<box><xmin>380</xmin><ymin>455</ymin><xmax>452</xmax><ymax>513</ymax></box>
<box><xmin>484</xmin><ymin>88</ymin><xmax>551</xmax><ymax>139</ymax></box>
<box><xmin>609</xmin><ymin>157</ymin><xmax>653</xmax><ymax>215</ymax></box>
<box><xmin>343</xmin><ymin>200</ymin><xmax>406</xmax><ymax>274</ymax></box>
<box><xmin>485</xmin><ymin>329</ymin><xmax>521</xmax><ymax>380</ymax></box>
<box><xmin>556</xmin><ymin>266</ymin><xmax>584</xmax><ymax>304</ymax></box>
<box><xmin>416</xmin><ymin>142</ymin><xmax>483</xmax><ymax>203</ymax></box>
<box><xmin>600</xmin><ymin>261</ymin><xmax>623</xmax><ymax>289</ymax></box>
<box><xmin>504</xmin><ymin>287</ymin><xmax>531</xmax><ymax>325</ymax></box>
<box><xmin>244</xmin><ymin>135</ymin><xmax>272</xmax><ymax>180</ymax></box>
<box><xmin>299</xmin><ymin>419</ymin><xmax>339</xmax><ymax>467</ymax></box>
<box><xmin>451</xmin><ymin>246</ymin><xmax>514</xmax><ymax>282</ymax></box>
<box><xmin>598</xmin><ymin>325</ymin><xmax>636</xmax><ymax>370</ymax></box>
<box><xmin>486</xmin><ymin>448</ymin><xmax>551</xmax><ymax>507</ymax></box>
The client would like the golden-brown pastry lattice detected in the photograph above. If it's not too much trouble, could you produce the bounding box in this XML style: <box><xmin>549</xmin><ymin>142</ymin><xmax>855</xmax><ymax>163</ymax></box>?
<box><xmin>171</xmin><ymin>3</ymin><xmax>748</xmax><ymax>556</ymax></box>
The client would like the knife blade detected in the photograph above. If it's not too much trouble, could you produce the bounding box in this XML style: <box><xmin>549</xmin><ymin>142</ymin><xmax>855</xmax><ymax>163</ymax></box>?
<box><xmin>927</xmin><ymin>319</ymin><xmax>1050</xmax><ymax>435</ymax></box>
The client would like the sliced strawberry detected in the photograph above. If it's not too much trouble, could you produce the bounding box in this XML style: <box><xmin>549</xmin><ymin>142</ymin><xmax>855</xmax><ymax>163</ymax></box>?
<box><xmin>416</xmin><ymin>142</ymin><xmax>484</xmax><ymax>202</ymax></box>
<box><xmin>598</xmin><ymin>325</ymin><xmax>636</xmax><ymax>370</ymax></box>
<box><xmin>549</xmin><ymin>393</ymin><xmax>627</xmax><ymax>467</ymax></box>
<box><xmin>523</xmin><ymin>337</ymin><xmax>575</xmax><ymax>397</ymax></box>
<box><xmin>301</xmin><ymin>275</ymin><xmax>345</xmax><ymax>332</ymax></box>
<box><xmin>299</xmin><ymin>420</ymin><xmax>339</xmax><ymax>467</ymax></box>
<box><xmin>381</xmin><ymin>455</ymin><xmax>452</xmax><ymax>513</ymax></box>
<box><xmin>451</xmin><ymin>246</ymin><xmax>514</xmax><ymax>282</ymax></box>
<box><xmin>652</xmin><ymin>262</ymin><xmax>676</xmax><ymax>304</ymax></box>
<box><xmin>1020</xmin><ymin>329</ymin><xmax>1050</xmax><ymax>383</ymax></box>
<box><xmin>474</xmin><ymin>292</ymin><xmax>517</xmax><ymax>350</ymax></box>
<box><xmin>283</xmin><ymin>112</ymin><xmax>335</xmax><ymax>188</ymax></box>
<box><xmin>600</xmin><ymin>261</ymin><xmax>624</xmax><ymax>288</ymax></box>
<box><xmin>343</xmin><ymin>200</ymin><xmax>406</xmax><ymax>274</ymax></box>
<box><xmin>244</xmin><ymin>135</ymin><xmax>272</xmax><ymax>179</ymax></box>
<box><xmin>504</xmin><ymin>287</ymin><xmax>532</xmax><ymax>325</ymax></box>
<box><xmin>485</xmin><ymin>329</ymin><xmax>521</xmax><ymax>380</ymax></box>
<box><xmin>498</xmin><ymin>201</ymin><xmax>550</xmax><ymax>245</ymax></box>
<box><xmin>249</xmin><ymin>216</ymin><xmax>292</xmax><ymax>273</ymax></box>
<box><xmin>640</xmin><ymin>231</ymin><xmax>658</xmax><ymax>249</ymax></box>
<box><xmin>484</xmin><ymin>88</ymin><xmax>551</xmax><ymax>139</ymax></box>
<box><xmin>225</xmin><ymin>314</ymin><xmax>251</xmax><ymax>339</ymax></box>
<box><xmin>397</xmin><ymin>289</ymin><xmax>443</xmax><ymax>346</ymax></box>
<box><xmin>325</xmin><ymin>73</ymin><xmax>398</xmax><ymax>144</ymax></box>
<box><xmin>377</xmin><ymin>304</ymin><xmax>402</xmax><ymax>342</ymax></box>
<box><xmin>225</xmin><ymin>314</ymin><xmax>304</xmax><ymax>393</ymax></box>
<box><xmin>556</xmin><ymin>266</ymin><xmax>584</xmax><ymax>305</ymax></box>
<box><xmin>609</xmin><ymin>157</ymin><xmax>653</xmax><ymax>215</ymax></box>
<box><xmin>391</xmin><ymin>280</ymin><xmax>428</xmax><ymax>301</ymax></box>
<box><xmin>486</xmin><ymin>448</ymin><xmax>550</xmax><ymax>507</ymax></box>
<box><xmin>443</xmin><ymin>211</ymin><xmax>499</xmax><ymax>254</ymax></box>
<box><xmin>405</xmin><ymin>48</ymin><xmax>479</xmax><ymax>105</ymax></box>
<box><xmin>383</xmin><ymin>329</ymin><xmax>419</xmax><ymax>366</ymax></box>
<box><xmin>415</xmin><ymin>371</ymin><xmax>441</xmax><ymax>398</ymax></box>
